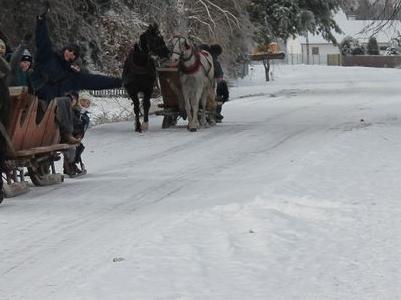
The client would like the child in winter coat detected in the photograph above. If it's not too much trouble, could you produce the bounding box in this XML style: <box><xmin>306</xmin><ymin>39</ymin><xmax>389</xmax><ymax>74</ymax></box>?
<box><xmin>63</xmin><ymin>92</ymin><xmax>91</xmax><ymax>176</ymax></box>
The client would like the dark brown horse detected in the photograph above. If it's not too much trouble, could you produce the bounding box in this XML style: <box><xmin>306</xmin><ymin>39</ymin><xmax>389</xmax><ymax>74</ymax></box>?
<box><xmin>122</xmin><ymin>24</ymin><xmax>170</xmax><ymax>132</ymax></box>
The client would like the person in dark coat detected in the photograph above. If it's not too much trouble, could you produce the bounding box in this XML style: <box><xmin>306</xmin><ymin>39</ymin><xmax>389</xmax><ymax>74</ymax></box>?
<box><xmin>31</xmin><ymin>14</ymin><xmax>122</xmax><ymax>103</ymax></box>
<box><xmin>7</xmin><ymin>34</ymin><xmax>34</xmax><ymax>89</ymax></box>
<box><xmin>0</xmin><ymin>55</ymin><xmax>10</xmax><ymax>203</ymax></box>
<box><xmin>209</xmin><ymin>44</ymin><xmax>229</xmax><ymax>122</ymax></box>
<box><xmin>30</xmin><ymin>13</ymin><xmax>122</xmax><ymax>143</ymax></box>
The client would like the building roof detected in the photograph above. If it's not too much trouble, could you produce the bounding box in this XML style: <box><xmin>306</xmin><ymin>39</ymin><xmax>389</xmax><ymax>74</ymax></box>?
<box><xmin>298</xmin><ymin>10</ymin><xmax>401</xmax><ymax>45</ymax></box>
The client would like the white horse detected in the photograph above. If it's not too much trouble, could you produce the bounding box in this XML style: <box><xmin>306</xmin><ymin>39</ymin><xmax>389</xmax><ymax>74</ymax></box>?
<box><xmin>170</xmin><ymin>36</ymin><xmax>215</xmax><ymax>131</ymax></box>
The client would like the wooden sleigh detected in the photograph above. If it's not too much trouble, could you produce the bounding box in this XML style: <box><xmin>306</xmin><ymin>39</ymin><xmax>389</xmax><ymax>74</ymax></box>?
<box><xmin>3</xmin><ymin>87</ymin><xmax>73</xmax><ymax>198</ymax></box>
<box><xmin>155</xmin><ymin>67</ymin><xmax>186</xmax><ymax>128</ymax></box>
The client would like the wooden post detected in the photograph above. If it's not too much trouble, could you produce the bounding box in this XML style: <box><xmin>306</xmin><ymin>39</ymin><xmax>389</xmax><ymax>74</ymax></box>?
<box><xmin>263</xmin><ymin>57</ymin><xmax>270</xmax><ymax>81</ymax></box>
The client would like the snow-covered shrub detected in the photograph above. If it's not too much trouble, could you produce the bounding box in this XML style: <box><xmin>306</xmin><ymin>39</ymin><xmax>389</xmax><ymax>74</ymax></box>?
<box><xmin>340</xmin><ymin>36</ymin><xmax>366</xmax><ymax>55</ymax></box>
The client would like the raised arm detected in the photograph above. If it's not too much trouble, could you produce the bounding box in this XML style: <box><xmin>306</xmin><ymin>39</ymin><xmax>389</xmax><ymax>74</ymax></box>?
<box><xmin>76</xmin><ymin>73</ymin><xmax>122</xmax><ymax>90</ymax></box>
<box><xmin>35</xmin><ymin>15</ymin><xmax>53</xmax><ymax>63</ymax></box>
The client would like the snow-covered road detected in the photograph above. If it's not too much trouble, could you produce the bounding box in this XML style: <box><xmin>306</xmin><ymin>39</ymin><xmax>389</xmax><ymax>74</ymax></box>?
<box><xmin>2</xmin><ymin>65</ymin><xmax>401</xmax><ymax>299</ymax></box>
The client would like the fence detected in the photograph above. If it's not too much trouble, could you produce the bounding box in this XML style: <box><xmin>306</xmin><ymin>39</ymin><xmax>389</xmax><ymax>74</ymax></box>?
<box><xmin>327</xmin><ymin>54</ymin><xmax>342</xmax><ymax>66</ymax></box>
<box><xmin>342</xmin><ymin>55</ymin><xmax>401</xmax><ymax>68</ymax></box>
<box><xmin>286</xmin><ymin>54</ymin><xmax>327</xmax><ymax>65</ymax></box>
<box><xmin>89</xmin><ymin>88</ymin><xmax>128</xmax><ymax>98</ymax></box>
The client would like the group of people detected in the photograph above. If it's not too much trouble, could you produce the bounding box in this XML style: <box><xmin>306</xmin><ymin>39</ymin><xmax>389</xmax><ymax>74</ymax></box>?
<box><xmin>0</xmin><ymin>5</ymin><xmax>231</xmax><ymax>202</ymax></box>
<box><xmin>0</xmin><ymin>6</ymin><xmax>123</xmax><ymax>201</ymax></box>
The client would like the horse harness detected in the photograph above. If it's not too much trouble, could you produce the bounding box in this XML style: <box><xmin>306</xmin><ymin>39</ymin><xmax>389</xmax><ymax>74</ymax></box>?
<box><xmin>172</xmin><ymin>36</ymin><xmax>213</xmax><ymax>79</ymax></box>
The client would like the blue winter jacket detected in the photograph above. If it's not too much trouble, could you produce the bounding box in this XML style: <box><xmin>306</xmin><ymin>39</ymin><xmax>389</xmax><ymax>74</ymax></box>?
<box><xmin>31</xmin><ymin>16</ymin><xmax>122</xmax><ymax>103</ymax></box>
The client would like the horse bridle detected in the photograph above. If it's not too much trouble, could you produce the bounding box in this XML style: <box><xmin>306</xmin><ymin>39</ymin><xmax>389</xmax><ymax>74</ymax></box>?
<box><xmin>171</xmin><ymin>36</ymin><xmax>194</xmax><ymax>62</ymax></box>
<box><xmin>141</xmin><ymin>30</ymin><xmax>168</xmax><ymax>57</ymax></box>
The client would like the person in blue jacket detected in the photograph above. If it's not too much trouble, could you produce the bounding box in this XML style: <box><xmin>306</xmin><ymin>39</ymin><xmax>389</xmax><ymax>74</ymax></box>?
<box><xmin>30</xmin><ymin>6</ymin><xmax>122</xmax><ymax>143</ymax></box>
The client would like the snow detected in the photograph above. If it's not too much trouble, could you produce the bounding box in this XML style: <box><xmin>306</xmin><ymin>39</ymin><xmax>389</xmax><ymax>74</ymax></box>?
<box><xmin>2</xmin><ymin>64</ymin><xmax>401</xmax><ymax>299</ymax></box>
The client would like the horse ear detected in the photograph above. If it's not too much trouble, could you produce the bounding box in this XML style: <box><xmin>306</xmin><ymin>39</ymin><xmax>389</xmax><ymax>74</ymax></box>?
<box><xmin>184</xmin><ymin>39</ymin><xmax>190</xmax><ymax>50</ymax></box>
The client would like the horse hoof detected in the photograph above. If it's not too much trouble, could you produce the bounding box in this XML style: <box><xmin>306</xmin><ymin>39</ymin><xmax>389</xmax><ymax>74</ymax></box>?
<box><xmin>189</xmin><ymin>128</ymin><xmax>197</xmax><ymax>132</ymax></box>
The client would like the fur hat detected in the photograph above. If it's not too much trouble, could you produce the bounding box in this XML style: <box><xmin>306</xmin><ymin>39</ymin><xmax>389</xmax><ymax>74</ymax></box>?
<box><xmin>21</xmin><ymin>49</ymin><xmax>32</xmax><ymax>63</ymax></box>
<box><xmin>79</xmin><ymin>91</ymin><xmax>92</xmax><ymax>100</ymax></box>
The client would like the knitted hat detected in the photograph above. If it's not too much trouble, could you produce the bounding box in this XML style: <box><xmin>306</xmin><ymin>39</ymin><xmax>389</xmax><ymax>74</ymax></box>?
<box><xmin>21</xmin><ymin>49</ymin><xmax>32</xmax><ymax>63</ymax></box>
<box><xmin>209</xmin><ymin>44</ymin><xmax>223</xmax><ymax>56</ymax></box>
<box><xmin>78</xmin><ymin>91</ymin><xmax>91</xmax><ymax>101</ymax></box>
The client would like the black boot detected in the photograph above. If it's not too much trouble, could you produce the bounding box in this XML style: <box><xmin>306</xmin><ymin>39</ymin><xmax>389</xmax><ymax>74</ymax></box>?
<box><xmin>216</xmin><ymin>105</ymin><xmax>224</xmax><ymax>123</ymax></box>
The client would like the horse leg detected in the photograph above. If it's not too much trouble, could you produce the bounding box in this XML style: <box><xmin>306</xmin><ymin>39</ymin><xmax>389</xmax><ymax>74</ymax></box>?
<box><xmin>183</xmin><ymin>92</ymin><xmax>193</xmax><ymax>131</ymax></box>
<box><xmin>199</xmin><ymin>89</ymin><xmax>208</xmax><ymax>127</ymax></box>
<box><xmin>141</xmin><ymin>90</ymin><xmax>152</xmax><ymax>130</ymax></box>
<box><xmin>207</xmin><ymin>84</ymin><xmax>217</xmax><ymax>126</ymax></box>
<box><xmin>129</xmin><ymin>90</ymin><xmax>142</xmax><ymax>132</ymax></box>
<box><xmin>189</xmin><ymin>95</ymin><xmax>200</xmax><ymax>131</ymax></box>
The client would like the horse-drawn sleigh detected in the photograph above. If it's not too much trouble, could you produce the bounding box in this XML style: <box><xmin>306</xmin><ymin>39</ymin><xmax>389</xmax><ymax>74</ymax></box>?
<box><xmin>2</xmin><ymin>86</ymin><xmax>73</xmax><ymax>198</ymax></box>
<box><xmin>152</xmin><ymin>36</ymin><xmax>217</xmax><ymax>131</ymax></box>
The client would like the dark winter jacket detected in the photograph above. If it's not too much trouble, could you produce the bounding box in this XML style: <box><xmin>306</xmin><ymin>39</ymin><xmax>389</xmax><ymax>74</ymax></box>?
<box><xmin>31</xmin><ymin>16</ymin><xmax>122</xmax><ymax>103</ymax></box>
<box><xmin>7</xmin><ymin>42</ymin><xmax>33</xmax><ymax>88</ymax></box>
<box><xmin>216</xmin><ymin>80</ymin><xmax>229</xmax><ymax>103</ymax></box>
<box><xmin>212</xmin><ymin>55</ymin><xmax>224</xmax><ymax>79</ymax></box>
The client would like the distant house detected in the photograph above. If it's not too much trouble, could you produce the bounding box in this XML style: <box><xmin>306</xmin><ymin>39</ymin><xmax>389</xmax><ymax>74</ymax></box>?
<box><xmin>287</xmin><ymin>10</ymin><xmax>401</xmax><ymax>65</ymax></box>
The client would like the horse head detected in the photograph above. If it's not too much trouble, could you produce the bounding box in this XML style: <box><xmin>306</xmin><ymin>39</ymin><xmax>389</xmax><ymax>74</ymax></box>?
<box><xmin>170</xmin><ymin>35</ymin><xmax>194</xmax><ymax>65</ymax></box>
<box><xmin>139</xmin><ymin>23</ymin><xmax>170</xmax><ymax>58</ymax></box>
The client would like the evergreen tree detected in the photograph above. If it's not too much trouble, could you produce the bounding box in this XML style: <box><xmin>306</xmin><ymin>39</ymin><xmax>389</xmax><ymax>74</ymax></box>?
<box><xmin>367</xmin><ymin>36</ymin><xmax>379</xmax><ymax>55</ymax></box>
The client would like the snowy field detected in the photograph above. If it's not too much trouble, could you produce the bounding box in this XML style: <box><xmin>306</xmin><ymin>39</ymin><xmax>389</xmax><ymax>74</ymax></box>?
<box><xmin>2</xmin><ymin>64</ymin><xmax>401</xmax><ymax>299</ymax></box>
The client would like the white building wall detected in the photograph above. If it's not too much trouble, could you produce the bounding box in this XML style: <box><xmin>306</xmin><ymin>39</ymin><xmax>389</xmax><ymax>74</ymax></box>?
<box><xmin>301</xmin><ymin>44</ymin><xmax>340</xmax><ymax>65</ymax></box>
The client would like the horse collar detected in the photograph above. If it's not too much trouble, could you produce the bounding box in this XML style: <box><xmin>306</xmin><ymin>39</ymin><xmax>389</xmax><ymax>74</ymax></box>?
<box><xmin>180</xmin><ymin>51</ymin><xmax>201</xmax><ymax>75</ymax></box>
